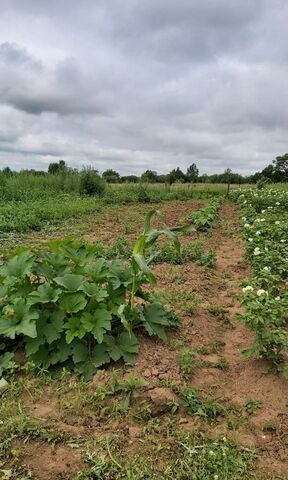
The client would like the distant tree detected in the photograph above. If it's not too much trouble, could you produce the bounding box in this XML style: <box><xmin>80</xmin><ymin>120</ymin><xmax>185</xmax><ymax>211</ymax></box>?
<box><xmin>260</xmin><ymin>164</ymin><xmax>274</xmax><ymax>181</ymax></box>
<box><xmin>141</xmin><ymin>170</ymin><xmax>158</xmax><ymax>183</ymax></box>
<box><xmin>121</xmin><ymin>175</ymin><xmax>139</xmax><ymax>183</ymax></box>
<box><xmin>48</xmin><ymin>160</ymin><xmax>67</xmax><ymax>175</ymax></box>
<box><xmin>186</xmin><ymin>163</ymin><xmax>199</xmax><ymax>183</ymax></box>
<box><xmin>102</xmin><ymin>169</ymin><xmax>120</xmax><ymax>183</ymax></box>
<box><xmin>273</xmin><ymin>153</ymin><xmax>288</xmax><ymax>182</ymax></box>
<box><xmin>168</xmin><ymin>167</ymin><xmax>187</xmax><ymax>184</ymax></box>
<box><xmin>2</xmin><ymin>166</ymin><xmax>13</xmax><ymax>176</ymax></box>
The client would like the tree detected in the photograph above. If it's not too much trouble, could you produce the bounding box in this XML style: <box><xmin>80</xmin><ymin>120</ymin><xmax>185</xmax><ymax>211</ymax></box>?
<box><xmin>48</xmin><ymin>160</ymin><xmax>67</xmax><ymax>175</ymax></box>
<box><xmin>121</xmin><ymin>175</ymin><xmax>139</xmax><ymax>183</ymax></box>
<box><xmin>273</xmin><ymin>153</ymin><xmax>288</xmax><ymax>182</ymax></box>
<box><xmin>168</xmin><ymin>167</ymin><xmax>187</xmax><ymax>184</ymax></box>
<box><xmin>102</xmin><ymin>169</ymin><xmax>120</xmax><ymax>183</ymax></box>
<box><xmin>261</xmin><ymin>164</ymin><xmax>274</xmax><ymax>181</ymax></box>
<box><xmin>141</xmin><ymin>170</ymin><xmax>158</xmax><ymax>183</ymax></box>
<box><xmin>186</xmin><ymin>163</ymin><xmax>199</xmax><ymax>183</ymax></box>
<box><xmin>80</xmin><ymin>168</ymin><xmax>106</xmax><ymax>196</ymax></box>
<box><xmin>2</xmin><ymin>166</ymin><xmax>13</xmax><ymax>176</ymax></box>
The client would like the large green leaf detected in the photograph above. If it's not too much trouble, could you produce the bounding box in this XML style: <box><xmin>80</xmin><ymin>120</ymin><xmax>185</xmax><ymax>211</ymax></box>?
<box><xmin>81</xmin><ymin>282</ymin><xmax>109</xmax><ymax>301</ymax></box>
<box><xmin>105</xmin><ymin>332</ymin><xmax>138</xmax><ymax>364</ymax></box>
<box><xmin>0</xmin><ymin>352</ymin><xmax>14</xmax><ymax>376</ymax></box>
<box><xmin>59</xmin><ymin>292</ymin><xmax>87</xmax><ymax>313</ymax></box>
<box><xmin>132</xmin><ymin>254</ymin><xmax>156</xmax><ymax>284</ymax></box>
<box><xmin>0</xmin><ymin>251</ymin><xmax>35</xmax><ymax>278</ymax></box>
<box><xmin>72</xmin><ymin>342</ymin><xmax>89</xmax><ymax>364</ymax></box>
<box><xmin>141</xmin><ymin>303</ymin><xmax>176</xmax><ymax>341</ymax></box>
<box><xmin>28</xmin><ymin>283</ymin><xmax>62</xmax><ymax>305</ymax></box>
<box><xmin>65</xmin><ymin>316</ymin><xmax>87</xmax><ymax>344</ymax></box>
<box><xmin>0</xmin><ymin>299</ymin><xmax>38</xmax><ymax>339</ymax></box>
<box><xmin>42</xmin><ymin>311</ymin><xmax>65</xmax><ymax>344</ymax></box>
<box><xmin>76</xmin><ymin>344</ymin><xmax>110</xmax><ymax>380</ymax></box>
<box><xmin>81</xmin><ymin>308</ymin><xmax>112</xmax><ymax>343</ymax></box>
<box><xmin>54</xmin><ymin>274</ymin><xmax>84</xmax><ymax>292</ymax></box>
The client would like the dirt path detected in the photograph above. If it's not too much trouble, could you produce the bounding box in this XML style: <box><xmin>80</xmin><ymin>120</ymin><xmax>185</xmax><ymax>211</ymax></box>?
<box><xmin>132</xmin><ymin>201</ymin><xmax>288</xmax><ymax>477</ymax></box>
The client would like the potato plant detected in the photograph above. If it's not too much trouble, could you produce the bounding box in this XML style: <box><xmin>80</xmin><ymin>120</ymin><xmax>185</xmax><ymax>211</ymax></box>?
<box><xmin>0</xmin><ymin>210</ymin><xmax>191</xmax><ymax>379</ymax></box>
<box><xmin>234</xmin><ymin>188</ymin><xmax>288</xmax><ymax>375</ymax></box>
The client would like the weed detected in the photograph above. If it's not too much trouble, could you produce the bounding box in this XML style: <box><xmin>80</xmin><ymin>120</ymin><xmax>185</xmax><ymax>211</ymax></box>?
<box><xmin>177</xmin><ymin>348</ymin><xmax>198</xmax><ymax>376</ymax></box>
<box><xmin>245</xmin><ymin>398</ymin><xmax>263</xmax><ymax>416</ymax></box>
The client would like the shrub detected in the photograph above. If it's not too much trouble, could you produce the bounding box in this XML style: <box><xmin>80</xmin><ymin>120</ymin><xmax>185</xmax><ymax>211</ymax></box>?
<box><xmin>80</xmin><ymin>168</ymin><xmax>106</xmax><ymax>197</ymax></box>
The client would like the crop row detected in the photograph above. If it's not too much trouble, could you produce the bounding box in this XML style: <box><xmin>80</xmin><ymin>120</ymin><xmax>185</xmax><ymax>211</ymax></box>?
<box><xmin>233</xmin><ymin>188</ymin><xmax>288</xmax><ymax>375</ymax></box>
<box><xmin>189</xmin><ymin>197</ymin><xmax>223</xmax><ymax>231</ymax></box>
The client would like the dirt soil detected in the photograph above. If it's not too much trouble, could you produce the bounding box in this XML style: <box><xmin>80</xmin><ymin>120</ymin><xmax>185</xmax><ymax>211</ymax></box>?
<box><xmin>8</xmin><ymin>201</ymin><xmax>288</xmax><ymax>479</ymax></box>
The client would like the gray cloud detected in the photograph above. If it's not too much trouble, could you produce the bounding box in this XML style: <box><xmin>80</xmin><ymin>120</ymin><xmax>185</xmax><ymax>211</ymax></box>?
<box><xmin>0</xmin><ymin>0</ymin><xmax>287</xmax><ymax>175</ymax></box>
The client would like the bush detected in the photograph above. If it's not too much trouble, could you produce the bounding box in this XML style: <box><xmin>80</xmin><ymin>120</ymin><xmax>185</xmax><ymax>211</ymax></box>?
<box><xmin>80</xmin><ymin>168</ymin><xmax>106</xmax><ymax>197</ymax></box>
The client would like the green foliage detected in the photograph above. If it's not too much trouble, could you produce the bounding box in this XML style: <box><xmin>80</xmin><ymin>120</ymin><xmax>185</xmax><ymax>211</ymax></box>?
<box><xmin>179</xmin><ymin>387</ymin><xmax>225</xmax><ymax>420</ymax></box>
<box><xmin>234</xmin><ymin>188</ymin><xmax>288</xmax><ymax>374</ymax></box>
<box><xmin>0</xmin><ymin>211</ymin><xmax>190</xmax><ymax>379</ymax></box>
<box><xmin>189</xmin><ymin>198</ymin><xmax>222</xmax><ymax>231</ymax></box>
<box><xmin>177</xmin><ymin>348</ymin><xmax>198</xmax><ymax>375</ymax></box>
<box><xmin>80</xmin><ymin>168</ymin><xmax>106</xmax><ymax>197</ymax></box>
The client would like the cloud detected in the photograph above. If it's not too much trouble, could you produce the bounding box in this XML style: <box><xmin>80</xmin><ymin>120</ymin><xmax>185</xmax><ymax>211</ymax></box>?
<box><xmin>0</xmin><ymin>0</ymin><xmax>287</xmax><ymax>174</ymax></box>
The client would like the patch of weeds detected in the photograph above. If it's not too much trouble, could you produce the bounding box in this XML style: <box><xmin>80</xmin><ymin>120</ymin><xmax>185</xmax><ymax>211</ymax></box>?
<box><xmin>169</xmin><ymin>338</ymin><xmax>184</xmax><ymax>350</ymax></box>
<box><xmin>156</xmin><ymin>376</ymin><xmax>180</xmax><ymax>390</ymax></box>
<box><xmin>133</xmin><ymin>403</ymin><xmax>152</xmax><ymax>422</ymax></box>
<box><xmin>262</xmin><ymin>420</ymin><xmax>277</xmax><ymax>432</ymax></box>
<box><xmin>210</xmin><ymin>358</ymin><xmax>229</xmax><ymax>371</ymax></box>
<box><xmin>167</xmin><ymin>267</ymin><xmax>187</xmax><ymax>285</ymax></box>
<box><xmin>59</xmin><ymin>373</ymin><xmax>147</xmax><ymax>422</ymax></box>
<box><xmin>197</xmin><ymin>340</ymin><xmax>226</xmax><ymax>355</ymax></box>
<box><xmin>195</xmin><ymin>249</ymin><xmax>216</xmax><ymax>268</ymax></box>
<box><xmin>177</xmin><ymin>348</ymin><xmax>198</xmax><ymax>376</ymax></box>
<box><xmin>123</xmin><ymin>222</ymin><xmax>135</xmax><ymax>234</ymax></box>
<box><xmin>77</xmin><ymin>431</ymin><xmax>256</xmax><ymax>480</ymax></box>
<box><xmin>245</xmin><ymin>398</ymin><xmax>263</xmax><ymax>416</ymax></box>
<box><xmin>227</xmin><ymin>412</ymin><xmax>244</xmax><ymax>431</ymax></box>
<box><xmin>208</xmin><ymin>304</ymin><xmax>232</xmax><ymax>326</ymax></box>
<box><xmin>179</xmin><ymin>387</ymin><xmax>225</xmax><ymax>421</ymax></box>
<box><xmin>167</xmin><ymin>288</ymin><xmax>201</xmax><ymax>316</ymax></box>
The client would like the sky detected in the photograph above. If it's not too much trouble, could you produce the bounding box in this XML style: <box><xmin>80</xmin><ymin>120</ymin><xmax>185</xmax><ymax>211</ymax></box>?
<box><xmin>0</xmin><ymin>0</ymin><xmax>287</xmax><ymax>176</ymax></box>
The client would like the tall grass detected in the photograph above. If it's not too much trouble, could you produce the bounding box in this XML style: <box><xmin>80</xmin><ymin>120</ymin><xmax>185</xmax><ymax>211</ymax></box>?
<box><xmin>0</xmin><ymin>172</ymin><xmax>244</xmax><ymax>234</ymax></box>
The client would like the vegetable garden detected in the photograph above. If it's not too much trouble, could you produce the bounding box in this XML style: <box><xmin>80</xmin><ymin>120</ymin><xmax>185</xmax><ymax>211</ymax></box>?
<box><xmin>0</xmin><ymin>185</ymin><xmax>287</xmax><ymax>480</ymax></box>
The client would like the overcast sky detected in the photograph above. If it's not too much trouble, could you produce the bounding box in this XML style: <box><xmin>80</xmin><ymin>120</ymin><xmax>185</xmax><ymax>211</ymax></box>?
<box><xmin>0</xmin><ymin>0</ymin><xmax>287</xmax><ymax>175</ymax></box>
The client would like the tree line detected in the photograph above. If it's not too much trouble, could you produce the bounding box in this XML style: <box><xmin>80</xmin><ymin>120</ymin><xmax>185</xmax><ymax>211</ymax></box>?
<box><xmin>1</xmin><ymin>153</ymin><xmax>287</xmax><ymax>184</ymax></box>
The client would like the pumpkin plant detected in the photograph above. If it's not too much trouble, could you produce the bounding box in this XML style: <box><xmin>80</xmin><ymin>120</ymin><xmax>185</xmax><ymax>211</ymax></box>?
<box><xmin>0</xmin><ymin>210</ymin><xmax>193</xmax><ymax>379</ymax></box>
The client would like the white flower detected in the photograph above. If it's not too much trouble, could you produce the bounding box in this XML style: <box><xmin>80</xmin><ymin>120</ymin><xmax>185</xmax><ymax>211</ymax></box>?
<box><xmin>275</xmin><ymin>296</ymin><xmax>280</xmax><ymax>301</ymax></box>
<box><xmin>214</xmin><ymin>476</ymin><xmax>219</xmax><ymax>480</ymax></box>
<box><xmin>244</xmin><ymin>223</ymin><xmax>250</xmax><ymax>228</ymax></box>
<box><xmin>275</xmin><ymin>221</ymin><xmax>280</xmax><ymax>225</ymax></box>
<box><xmin>242</xmin><ymin>217</ymin><xmax>246</xmax><ymax>221</ymax></box>
<box><xmin>267</xmin><ymin>206</ymin><xmax>273</xmax><ymax>209</ymax></box>
<box><xmin>261</xmin><ymin>209</ymin><xmax>266</xmax><ymax>213</ymax></box>
<box><xmin>242</xmin><ymin>286</ymin><xmax>254</xmax><ymax>293</ymax></box>
<box><xmin>260</xmin><ymin>218</ymin><xmax>265</xmax><ymax>222</ymax></box>
<box><xmin>281</xmin><ymin>239</ymin><xmax>285</xmax><ymax>243</ymax></box>
<box><xmin>248</xmin><ymin>238</ymin><xmax>253</xmax><ymax>242</ymax></box>
<box><xmin>256</xmin><ymin>231</ymin><xmax>261</xmax><ymax>235</ymax></box>
<box><xmin>254</xmin><ymin>247</ymin><xmax>261</xmax><ymax>256</ymax></box>
<box><xmin>276</xmin><ymin>202</ymin><xmax>280</xmax><ymax>205</ymax></box>
<box><xmin>263</xmin><ymin>266</ymin><xmax>270</xmax><ymax>272</ymax></box>
<box><xmin>257</xmin><ymin>289</ymin><xmax>267</xmax><ymax>296</ymax></box>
